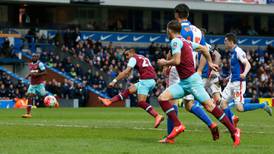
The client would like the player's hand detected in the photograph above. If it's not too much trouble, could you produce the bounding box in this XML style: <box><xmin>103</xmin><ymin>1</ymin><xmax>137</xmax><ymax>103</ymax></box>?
<box><xmin>108</xmin><ymin>82</ymin><xmax>116</xmax><ymax>88</ymax></box>
<box><xmin>240</xmin><ymin>73</ymin><xmax>246</xmax><ymax>79</ymax></box>
<box><xmin>157</xmin><ymin>59</ymin><xmax>167</xmax><ymax>66</ymax></box>
<box><xmin>208</xmin><ymin>63</ymin><xmax>219</xmax><ymax>72</ymax></box>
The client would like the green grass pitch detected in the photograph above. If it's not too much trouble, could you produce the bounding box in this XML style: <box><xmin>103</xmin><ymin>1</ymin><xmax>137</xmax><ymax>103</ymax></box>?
<box><xmin>0</xmin><ymin>107</ymin><xmax>273</xmax><ymax>154</ymax></box>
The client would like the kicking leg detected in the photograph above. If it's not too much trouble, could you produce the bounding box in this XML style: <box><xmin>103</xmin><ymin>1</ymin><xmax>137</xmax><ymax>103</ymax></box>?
<box><xmin>98</xmin><ymin>84</ymin><xmax>136</xmax><ymax>106</ymax></box>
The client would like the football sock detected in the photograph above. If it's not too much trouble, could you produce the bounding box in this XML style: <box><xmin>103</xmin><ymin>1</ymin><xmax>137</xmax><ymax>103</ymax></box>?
<box><xmin>190</xmin><ymin>103</ymin><xmax>213</xmax><ymax>127</ymax></box>
<box><xmin>138</xmin><ymin>101</ymin><xmax>158</xmax><ymax>117</ymax></box>
<box><xmin>243</xmin><ymin>103</ymin><xmax>265</xmax><ymax>111</ymax></box>
<box><xmin>26</xmin><ymin>98</ymin><xmax>33</xmax><ymax>114</ymax></box>
<box><xmin>167</xmin><ymin>104</ymin><xmax>178</xmax><ymax>134</ymax></box>
<box><xmin>159</xmin><ymin>101</ymin><xmax>181</xmax><ymax>127</ymax></box>
<box><xmin>211</xmin><ymin>106</ymin><xmax>236</xmax><ymax>135</ymax></box>
<box><xmin>26</xmin><ymin>105</ymin><xmax>32</xmax><ymax>114</ymax></box>
<box><xmin>223</xmin><ymin>107</ymin><xmax>234</xmax><ymax>123</ymax></box>
<box><xmin>111</xmin><ymin>89</ymin><xmax>130</xmax><ymax>102</ymax></box>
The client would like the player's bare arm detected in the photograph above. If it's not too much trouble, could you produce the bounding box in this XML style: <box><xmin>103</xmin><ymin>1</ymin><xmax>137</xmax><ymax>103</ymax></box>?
<box><xmin>109</xmin><ymin>67</ymin><xmax>132</xmax><ymax>87</ymax></box>
<box><xmin>209</xmin><ymin>50</ymin><xmax>221</xmax><ymax>78</ymax></box>
<box><xmin>157</xmin><ymin>53</ymin><xmax>180</xmax><ymax>67</ymax></box>
<box><xmin>162</xmin><ymin>50</ymin><xmax>172</xmax><ymax>76</ymax></box>
<box><xmin>195</xmin><ymin>44</ymin><xmax>218</xmax><ymax>72</ymax></box>
<box><xmin>213</xmin><ymin>50</ymin><xmax>221</xmax><ymax>66</ymax></box>
<box><xmin>239</xmin><ymin>59</ymin><xmax>251</xmax><ymax>79</ymax></box>
<box><xmin>197</xmin><ymin>55</ymin><xmax>206</xmax><ymax>75</ymax></box>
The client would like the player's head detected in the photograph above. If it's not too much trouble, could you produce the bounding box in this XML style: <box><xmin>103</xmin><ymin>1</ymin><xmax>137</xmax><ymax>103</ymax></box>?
<box><xmin>124</xmin><ymin>48</ymin><xmax>136</xmax><ymax>60</ymax></box>
<box><xmin>31</xmin><ymin>53</ymin><xmax>40</xmax><ymax>62</ymax></box>
<box><xmin>174</xmin><ymin>4</ymin><xmax>189</xmax><ymax>20</ymax></box>
<box><xmin>167</xmin><ymin>20</ymin><xmax>182</xmax><ymax>40</ymax></box>
<box><xmin>224</xmin><ymin>33</ymin><xmax>237</xmax><ymax>49</ymax></box>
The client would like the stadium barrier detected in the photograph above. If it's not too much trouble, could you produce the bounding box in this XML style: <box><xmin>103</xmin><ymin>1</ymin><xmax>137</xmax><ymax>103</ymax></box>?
<box><xmin>0</xmin><ymin>100</ymin><xmax>15</xmax><ymax>108</ymax></box>
<box><xmin>58</xmin><ymin>99</ymin><xmax>79</xmax><ymax>108</ymax></box>
<box><xmin>47</xmin><ymin>30</ymin><xmax>274</xmax><ymax>46</ymax></box>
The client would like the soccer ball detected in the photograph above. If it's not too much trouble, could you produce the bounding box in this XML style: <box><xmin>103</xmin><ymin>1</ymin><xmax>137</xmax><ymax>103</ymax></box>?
<box><xmin>44</xmin><ymin>95</ymin><xmax>59</xmax><ymax>108</ymax></box>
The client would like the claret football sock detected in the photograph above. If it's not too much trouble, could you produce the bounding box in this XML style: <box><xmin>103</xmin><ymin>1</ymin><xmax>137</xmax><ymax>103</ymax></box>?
<box><xmin>138</xmin><ymin>101</ymin><xmax>158</xmax><ymax>117</ymax></box>
<box><xmin>167</xmin><ymin>104</ymin><xmax>178</xmax><ymax>134</ymax></box>
<box><xmin>211</xmin><ymin>106</ymin><xmax>236</xmax><ymax>135</ymax></box>
<box><xmin>111</xmin><ymin>89</ymin><xmax>130</xmax><ymax>102</ymax></box>
<box><xmin>159</xmin><ymin>101</ymin><xmax>181</xmax><ymax>126</ymax></box>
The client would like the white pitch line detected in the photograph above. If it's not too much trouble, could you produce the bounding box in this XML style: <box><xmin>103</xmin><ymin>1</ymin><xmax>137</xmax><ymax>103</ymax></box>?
<box><xmin>0</xmin><ymin>122</ymin><xmax>273</xmax><ymax>135</ymax></box>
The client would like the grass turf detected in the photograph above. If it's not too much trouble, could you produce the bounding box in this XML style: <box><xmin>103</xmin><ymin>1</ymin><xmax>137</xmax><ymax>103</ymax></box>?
<box><xmin>0</xmin><ymin>107</ymin><xmax>273</xmax><ymax>154</ymax></box>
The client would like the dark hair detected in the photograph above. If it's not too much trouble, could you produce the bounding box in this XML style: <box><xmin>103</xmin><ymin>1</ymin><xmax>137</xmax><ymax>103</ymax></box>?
<box><xmin>174</xmin><ymin>4</ymin><xmax>189</xmax><ymax>18</ymax></box>
<box><xmin>225</xmin><ymin>33</ymin><xmax>237</xmax><ymax>44</ymax></box>
<box><xmin>124</xmin><ymin>48</ymin><xmax>135</xmax><ymax>55</ymax></box>
<box><xmin>167</xmin><ymin>20</ymin><xmax>182</xmax><ymax>34</ymax></box>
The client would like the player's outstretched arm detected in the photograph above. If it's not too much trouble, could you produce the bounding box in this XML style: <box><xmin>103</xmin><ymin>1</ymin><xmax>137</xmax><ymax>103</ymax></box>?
<box><xmin>197</xmin><ymin>55</ymin><xmax>206</xmax><ymax>75</ymax></box>
<box><xmin>109</xmin><ymin>67</ymin><xmax>132</xmax><ymax>87</ymax></box>
<box><xmin>239</xmin><ymin>58</ymin><xmax>251</xmax><ymax>79</ymax></box>
<box><xmin>213</xmin><ymin>50</ymin><xmax>221</xmax><ymax>66</ymax></box>
<box><xmin>193</xmin><ymin>43</ymin><xmax>218</xmax><ymax>72</ymax></box>
<box><xmin>158</xmin><ymin>53</ymin><xmax>180</xmax><ymax>67</ymax></box>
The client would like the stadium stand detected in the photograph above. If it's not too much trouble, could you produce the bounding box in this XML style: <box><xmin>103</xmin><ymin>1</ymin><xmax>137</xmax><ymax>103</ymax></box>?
<box><xmin>15</xmin><ymin>30</ymin><xmax>273</xmax><ymax>106</ymax></box>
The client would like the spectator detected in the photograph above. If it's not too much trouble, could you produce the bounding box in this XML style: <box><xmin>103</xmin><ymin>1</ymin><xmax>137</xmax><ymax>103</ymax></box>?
<box><xmin>0</xmin><ymin>84</ymin><xmax>7</xmax><ymax>99</ymax></box>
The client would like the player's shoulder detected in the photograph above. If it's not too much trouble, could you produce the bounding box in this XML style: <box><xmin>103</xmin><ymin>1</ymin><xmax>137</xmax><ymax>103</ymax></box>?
<box><xmin>171</xmin><ymin>37</ymin><xmax>182</xmax><ymax>42</ymax></box>
<box><xmin>129</xmin><ymin>56</ymin><xmax>137</xmax><ymax>61</ymax></box>
<box><xmin>171</xmin><ymin>37</ymin><xmax>183</xmax><ymax>48</ymax></box>
<box><xmin>235</xmin><ymin>46</ymin><xmax>246</xmax><ymax>55</ymax></box>
<box><xmin>190</xmin><ymin>25</ymin><xmax>202</xmax><ymax>34</ymax></box>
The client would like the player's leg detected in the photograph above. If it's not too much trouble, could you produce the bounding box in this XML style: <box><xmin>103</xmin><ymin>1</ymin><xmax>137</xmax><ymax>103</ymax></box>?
<box><xmin>210</xmin><ymin>82</ymin><xmax>222</xmax><ymax>105</ymax></box>
<box><xmin>184</xmin><ymin>98</ymin><xmax>219</xmax><ymax>141</ymax></box>
<box><xmin>220</xmin><ymin>81</ymin><xmax>235</xmax><ymax>124</ymax></box>
<box><xmin>22</xmin><ymin>85</ymin><xmax>36</xmax><ymax>118</ymax></box>
<box><xmin>98</xmin><ymin>84</ymin><xmax>136</xmax><ymax>106</ymax></box>
<box><xmin>165</xmin><ymin>66</ymin><xmax>180</xmax><ymax>136</ymax></box>
<box><xmin>186</xmin><ymin>77</ymin><xmax>218</xmax><ymax>140</ymax></box>
<box><xmin>211</xmin><ymin>83</ymin><xmax>239</xmax><ymax>128</ymax></box>
<box><xmin>202</xmin><ymin>98</ymin><xmax>240</xmax><ymax>146</ymax></box>
<box><xmin>233</xmin><ymin>81</ymin><xmax>272</xmax><ymax>116</ymax></box>
<box><xmin>158</xmin><ymin>83</ymin><xmax>185</xmax><ymax>141</ymax></box>
<box><xmin>167</xmin><ymin>99</ymin><xmax>178</xmax><ymax>135</ymax></box>
<box><xmin>136</xmin><ymin>79</ymin><xmax>164</xmax><ymax>128</ymax></box>
<box><xmin>184</xmin><ymin>78</ymin><xmax>215</xmax><ymax>128</ymax></box>
<box><xmin>189</xmin><ymin>73</ymin><xmax>240</xmax><ymax>146</ymax></box>
<box><xmin>184</xmin><ymin>97</ymin><xmax>215</xmax><ymax>128</ymax></box>
<box><xmin>138</xmin><ymin>94</ymin><xmax>164</xmax><ymax>128</ymax></box>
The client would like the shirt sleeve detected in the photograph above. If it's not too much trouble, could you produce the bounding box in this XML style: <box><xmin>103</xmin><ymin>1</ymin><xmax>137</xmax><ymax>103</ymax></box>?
<box><xmin>38</xmin><ymin>62</ymin><xmax>46</xmax><ymax>71</ymax></box>
<box><xmin>191</xmin><ymin>42</ymin><xmax>200</xmax><ymax>50</ymax></box>
<box><xmin>237</xmin><ymin>49</ymin><xmax>247</xmax><ymax>63</ymax></box>
<box><xmin>127</xmin><ymin>57</ymin><xmax>137</xmax><ymax>68</ymax></box>
<box><xmin>171</xmin><ymin>38</ymin><xmax>183</xmax><ymax>55</ymax></box>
